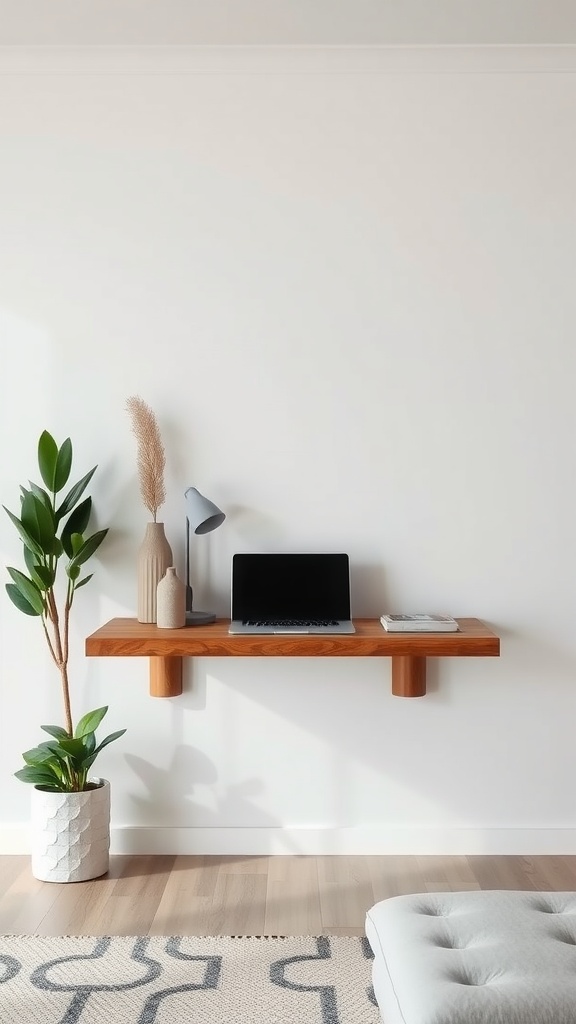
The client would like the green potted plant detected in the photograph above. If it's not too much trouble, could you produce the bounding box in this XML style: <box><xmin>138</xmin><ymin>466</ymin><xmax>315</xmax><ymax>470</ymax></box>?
<box><xmin>3</xmin><ymin>430</ymin><xmax>125</xmax><ymax>882</ymax></box>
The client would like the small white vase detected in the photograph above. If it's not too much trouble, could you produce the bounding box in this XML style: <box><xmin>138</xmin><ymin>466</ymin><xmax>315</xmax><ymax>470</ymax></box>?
<box><xmin>157</xmin><ymin>566</ymin><xmax>186</xmax><ymax>628</ymax></box>
<box><xmin>31</xmin><ymin>778</ymin><xmax>111</xmax><ymax>883</ymax></box>
<box><xmin>137</xmin><ymin>522</ymin><xmax>173</xmax><ymax>623</ymax></box>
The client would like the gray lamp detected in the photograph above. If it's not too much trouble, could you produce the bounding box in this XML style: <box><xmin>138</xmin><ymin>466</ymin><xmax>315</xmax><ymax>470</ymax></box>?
<box><xmin>184</xmin><ymin>486</ymin><xmax>225</xmax><ymax>626</ymax></box>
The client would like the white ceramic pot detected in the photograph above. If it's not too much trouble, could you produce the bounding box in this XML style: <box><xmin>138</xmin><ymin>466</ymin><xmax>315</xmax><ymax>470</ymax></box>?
<box><xmin>30</xmin><ymin>778</ymin><xmax>111</xmax><ymax>883</ymax></box>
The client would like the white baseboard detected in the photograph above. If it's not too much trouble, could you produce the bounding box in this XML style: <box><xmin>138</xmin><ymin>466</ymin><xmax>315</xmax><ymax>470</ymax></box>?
<box><xmin>3</xmin><ymin>825</ymin><xmax>576</xmax><ymax>856</ymax></box>
<box><xmin>109</xmin><ymin>826</ymin><xmax>576</xmax><ymax>855</ymax></box>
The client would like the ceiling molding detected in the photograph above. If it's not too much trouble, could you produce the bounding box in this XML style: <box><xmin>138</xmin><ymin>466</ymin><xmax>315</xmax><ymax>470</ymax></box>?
<box><xmin>1</xmin><ymin>44</ymin><xmax>576</xmax><ymax>75</ymax></box>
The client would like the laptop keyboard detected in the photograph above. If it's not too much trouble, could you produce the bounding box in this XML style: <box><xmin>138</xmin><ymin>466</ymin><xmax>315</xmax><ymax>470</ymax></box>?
<box><xmin>243</xmin><ymin>619</ymin><xmax>339</xmax><ymax>627</ymax></box>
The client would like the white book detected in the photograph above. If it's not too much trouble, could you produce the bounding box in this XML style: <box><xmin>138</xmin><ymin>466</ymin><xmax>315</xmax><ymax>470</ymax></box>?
<box><xmin>380</xmin><ymin>614</ymin><xmax>459</xmax><ymax>632</ymax></box>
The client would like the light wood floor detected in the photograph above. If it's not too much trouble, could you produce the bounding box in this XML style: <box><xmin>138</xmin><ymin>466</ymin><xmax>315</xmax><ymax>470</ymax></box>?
<box><xmin>2</xmin><ymin>854</ymin><xmax>576</xmax><ymax>936</ymax></box>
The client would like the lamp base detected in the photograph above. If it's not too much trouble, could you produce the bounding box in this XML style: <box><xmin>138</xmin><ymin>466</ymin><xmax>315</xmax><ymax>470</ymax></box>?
<box><xmin>185</xmin><ymin>610</ymin><xmax>216</xmax><ymax>626</ymax></box>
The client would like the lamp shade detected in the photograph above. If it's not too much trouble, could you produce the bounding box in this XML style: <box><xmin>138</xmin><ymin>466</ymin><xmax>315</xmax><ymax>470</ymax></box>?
<box><xmin>184</xmin><ymin>487</ymin><xmax>226</xmax><ymax>535</ymax></box>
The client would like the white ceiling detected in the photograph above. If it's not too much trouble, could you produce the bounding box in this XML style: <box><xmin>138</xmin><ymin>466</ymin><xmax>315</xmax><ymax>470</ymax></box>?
<box><xmin>0</xmin><ymin>0</ymin><xmax>575</xmax><ymax>45</ymax></box>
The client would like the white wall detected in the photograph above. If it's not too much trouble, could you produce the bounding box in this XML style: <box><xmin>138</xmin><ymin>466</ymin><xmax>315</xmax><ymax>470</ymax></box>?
<box><xmin>2</xmin><ymin>0</ymin><xmax>576</xmax><ymax>44</ymax></box>
<box><xmin>1</xmin><ymin>46</ymin><xmax>576</xmax><ymax>855</ymax></box>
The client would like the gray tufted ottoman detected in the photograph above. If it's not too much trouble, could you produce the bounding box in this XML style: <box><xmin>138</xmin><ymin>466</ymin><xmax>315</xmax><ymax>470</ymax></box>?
<box><xmin>365</xmin><ymin>890</ymin><xmax>576</xmax><ymax>1024</ymax></box>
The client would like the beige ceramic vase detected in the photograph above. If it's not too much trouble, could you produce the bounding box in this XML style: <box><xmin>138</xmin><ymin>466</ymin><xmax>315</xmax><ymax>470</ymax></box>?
<box><xmin>156</xmin><ymin>566</ymin><xmax>186</xmax><ymax>628</ymax></box>
<box><xmin>137</xmin><ymin>522</ymin><xmax>173</xmax><ymax>623</ymax></box>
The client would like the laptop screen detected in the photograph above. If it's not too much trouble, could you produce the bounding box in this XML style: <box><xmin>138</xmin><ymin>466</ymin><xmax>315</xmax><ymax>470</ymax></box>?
<box><xmin>232</xmin><ymin>553</ymin><xmax>351</xmax><ymax>621</ymax></box>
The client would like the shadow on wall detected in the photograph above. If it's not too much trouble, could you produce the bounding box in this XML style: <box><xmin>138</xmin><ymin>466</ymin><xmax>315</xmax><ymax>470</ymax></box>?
<box><xmin>124</xmin><ymin>745</ymin><xmax>300</xmax><ymax>851</ymax></box>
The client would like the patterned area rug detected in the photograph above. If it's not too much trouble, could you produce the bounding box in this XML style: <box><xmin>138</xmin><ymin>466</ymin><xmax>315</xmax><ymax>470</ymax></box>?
<box><xmin>0</xmin><ymin>934</ymin><xmax>380</xmax><ymax>1023</ymax></box>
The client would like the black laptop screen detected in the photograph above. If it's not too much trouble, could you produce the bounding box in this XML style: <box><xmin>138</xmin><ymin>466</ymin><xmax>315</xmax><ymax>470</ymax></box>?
<box><xmin>232</xmin><ymin>553</ymin><xmax>351</xmax><ymax>621</ymax></box>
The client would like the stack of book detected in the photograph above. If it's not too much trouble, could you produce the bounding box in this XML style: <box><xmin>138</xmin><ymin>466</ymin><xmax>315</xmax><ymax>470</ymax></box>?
<box><xmin>380</xmin><ymin>614</ymin><xmax>459</xmax><ymax>632</ymax></box>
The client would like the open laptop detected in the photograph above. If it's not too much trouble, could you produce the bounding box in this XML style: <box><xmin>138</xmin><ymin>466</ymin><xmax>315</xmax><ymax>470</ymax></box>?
<box><xmin>229</xmin><ymin>553</ymin><xmax>355</xmax><ymax>634</ymax></box>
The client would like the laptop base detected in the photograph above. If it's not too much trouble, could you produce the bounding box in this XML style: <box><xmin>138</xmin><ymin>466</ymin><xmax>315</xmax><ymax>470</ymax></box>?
<box><xmin>229</xmin><ymin>620</ymin><xmax>355</xmax><ymax>635</ymax></box>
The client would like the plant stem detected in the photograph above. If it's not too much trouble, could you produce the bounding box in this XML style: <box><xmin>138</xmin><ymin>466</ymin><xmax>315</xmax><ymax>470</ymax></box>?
<box><xmin>41</xmin><ymin>616</ymin><xmax>59</xmax><ymax>667</ymax></box>
<box><xmin>46</xmin><ymin>585</ymin><xmax>73</xmax><ymax>738</ymax></box>
<box><xmin>59</xmin><ymin>662</ymin><xmax>73</xmax><ymax>739</ymax></box>
<box><xmin>63</xmin><ymin>584</ymin><xmax>72</xmax><ymax>667</ymax></box>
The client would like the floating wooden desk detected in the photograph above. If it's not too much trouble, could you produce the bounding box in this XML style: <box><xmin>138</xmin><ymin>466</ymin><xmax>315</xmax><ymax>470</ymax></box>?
<box><xmin>85</xmin><ymin>617</ymin><xmax>500</xmax><ymax>699</ymax></box>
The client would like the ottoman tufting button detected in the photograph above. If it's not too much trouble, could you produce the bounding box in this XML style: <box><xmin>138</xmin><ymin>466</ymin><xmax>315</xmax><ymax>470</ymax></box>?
<box><xmin>432</xmin><ymin>934</ymin><xmax>463</xmax><ymax>949</ymax></box>
<box><xmin>447</xmin><ymin>969</ymin><xmax>497</xmax><ymax>987</ymax></box>
<box><xmin>533</xmin><ymin>900</ymin><xmax>560</xmax><ymax>913</ymax></box>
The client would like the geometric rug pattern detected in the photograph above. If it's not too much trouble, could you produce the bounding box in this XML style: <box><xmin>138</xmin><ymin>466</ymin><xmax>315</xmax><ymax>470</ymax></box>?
<box><xmin>0</xmin><ymin>934</ymin><xmax>381</xmax><ymax>1023</ymax></box>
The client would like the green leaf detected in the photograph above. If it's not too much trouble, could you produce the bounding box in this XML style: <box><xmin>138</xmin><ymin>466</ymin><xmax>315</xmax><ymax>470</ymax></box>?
<box><xmin>74</xmin><ymin>706</ymin><xmax>108</xmax><ymax>739</ymax></box>
<box><xmin>67</xmin><ymin>528</ymin><xmax>108</xmax><ymax>569</ymax></box>
<box><xmin>2</xmin><ymin>505</ymin><xmax>43</xmax><ymax>558</ymax></box>
<box><xmin>22</xmin><ymin>746</ymin><xmax>56</xmax><ymax>765</ymax></box>
<box><xmin>74</xmin><ymin>574</ymin><xmax>93</xmax><ymax>591</ymax></box>
<box><xmin>41</xmin><ymin>724</ymin><xmax>71</xmax><ymax>740</ymax></box>
<box><xmin>14</xmin><ymin>765</ymin><xmax>63</xmax><ymax>787</ymax></box>
<box><xmin>7</xmin><ymin>568</ymin><xmax>45</xmax><ymax>615</ymax></box>
<box><xmin>5</xmin><ymin>581</ymin><xmax>42</xmax><ymax>616</ymax></box>
<box><xmin>67</xmin><ymin>564</ymin><xmax>80</xmax><ymax>581</ymax></box>
<box><xmin>33</xmin><ymin>565</ymin><xmax>55</xmax><ymax>589</ymax></box>
<box><xmin>57</xmin><ymin>737</ymin><xmax>89</xmax><ymax>761</ymax></box>
<box><xmin>23</xmin><ymin>546</ymin><xmax>55</xmax><ymax>590</ymax></box>
<box><xmin>20</xmin><ymin>490</ymin><xmax>56</xmax><ymax>553</ymax></box>
<box><xmin>37</xmin><ymin>431</ymin><xmax>59</xmax><ymax>491</ymax></box>
<box><xmin>55</xmin><ymin>466</ymin><xmax>97</xmax><ymax>522</ymax></box>
<box><xmin>81</xmin><ymin>728</ymin><xmax>126</xmax><ymax>770</ymax></box>
<box><xmin>91</xmin><ymin>729</ymin><xmax>127</xmax><ymax>759</ymax></box>
<box><xmin>28</xmin><ymin>481</ymin><xmax>54</xmax><ymax>514</ymax></box>
<box><xmin>61</xmin><ymin>497</ymin><xmax>92</xmax><ymax>556</ymax></box>
<box><xmin>37</xmin><ymin>740</ymin><xmax>59</xmax><ymax>752</ymax></box>
<box><xmin>71</xmin><ymin>533</ymin><xmax>84</xmax><ymax>555</ymax></box>
<box><xmin>82</xmin><ymin>732</ymin><xmax>96</xmax><ymax>756</ymax></box>
<box><xmin>54</xmin><ymin>437</ymin><xmax>72</xmax><ymax>492</ymax></box>
<box><xmin>37</xmin><ymin>741</ymin><xmax>67</xmax><ymax>764</ymax></box>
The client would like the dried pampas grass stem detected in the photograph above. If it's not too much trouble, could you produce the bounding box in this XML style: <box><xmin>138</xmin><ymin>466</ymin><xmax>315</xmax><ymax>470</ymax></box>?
<box><xmin>126</xmin><ymin>395</ymin><xmax>166</xmax><ymax>522</ymax></box>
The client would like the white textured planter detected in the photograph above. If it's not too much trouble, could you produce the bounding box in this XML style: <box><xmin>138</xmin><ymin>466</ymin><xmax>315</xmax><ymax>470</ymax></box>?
<box><xmin>30</xmin><ymin>778</ymin><xmax>111</xmax><ymax>883</ymax></box>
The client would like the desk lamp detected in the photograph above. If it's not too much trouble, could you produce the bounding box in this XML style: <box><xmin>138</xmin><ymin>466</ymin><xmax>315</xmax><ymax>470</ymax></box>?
<box><xmin>184</xmin><ymin>486</ymin><xmax>225</xmax><ymax>626</ymax></box>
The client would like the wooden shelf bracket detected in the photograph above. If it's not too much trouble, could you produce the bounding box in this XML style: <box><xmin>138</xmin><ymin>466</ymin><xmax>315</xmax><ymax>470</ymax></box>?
<box><xmin>150</xmin><ymin>656</ymin><xmax>183</xmax><ymax>698</ymax></box>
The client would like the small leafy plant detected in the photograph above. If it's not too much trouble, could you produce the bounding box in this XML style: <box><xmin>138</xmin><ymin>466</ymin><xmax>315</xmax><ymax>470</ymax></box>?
<box><xmin>3</xmin><ymin>430</ymin><xmax>126</xmax><ymax>791</ymax></box>
<box><xmin>16</xmin><ymin>706</ymin><xmax>123</xmax><ymax>792</ymax></box>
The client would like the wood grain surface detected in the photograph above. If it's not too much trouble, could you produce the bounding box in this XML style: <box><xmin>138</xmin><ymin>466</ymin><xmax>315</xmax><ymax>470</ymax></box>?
<box><xmin>86</xmin><ymin>617</ymin><xmax>500</xmax><ymax>659</ymax></box>
<box><xmin>0</xmin><ymin>853</ymin><xmax>572</xmax><ymax>937</ymax></box>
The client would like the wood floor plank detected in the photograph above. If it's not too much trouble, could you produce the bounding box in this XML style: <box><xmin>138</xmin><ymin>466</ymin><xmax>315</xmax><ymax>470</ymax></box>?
<box><xmin>87</xmin><ymin>855</ymin><xmax>175</xmax><ymax>936</ymax></box>
<box><xmin>33</xmin><ymin>857</ymin><xmax>129</xmax><ymax>936</ymax></box>
<box><xmin>0</xmin><ymin>865</ymin><xmax>63</xmax><ymax>933</ymax></box>
<box><xmin>264</xmin><ymin>856</ymin><xmax>322</xmax><ymax>935</ymax></box>
<box><xmin>0</xmin><ymin>857</ymin><xmax>28</xmax><ymax>898</ymax></box>
<box><xmin>512</xmin><ymin>855</ymin><xmax>576</xmax><ymax>892</ymax></box>
<box><xmin>149</xmin><ymin>855</ymin><xmax>223</xmax><ymax>935</ymax></box>
<box><xmin>209</xmin><ymin>865</ymin><xmax>268</xmax><ymax>935</ymax></box>
<box><xmin>317</xmin><ymin>856</ymin><xmax>374</xmax><ymax>934</ymax></box>
<box><xmin>3</xmin><ymin>854</ymin><xmax>576</xmax><ymax>936</ymax></box>
<box><xmin>415</xmin><ymin>855</ymin><xmax>480</xmax><ymax>893</ymax></box>
<box><xmin>217</xmin><ymin>855</ymin><xmax>270</xmax><ymax>876</ymax></box>
<box><xmin>465</xmin><ymin>855</ymin><xmax>539</xmax><ymax>891</ymax></box>
<box><xmin>368</xmin><ymin>854</ymin><xmax>428</xmax><ymax>901</ymax></box>
<box><xmin>149</xmin><ymin>895</ymin><xmax>213</xmax><ymax>936</ymax></box>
